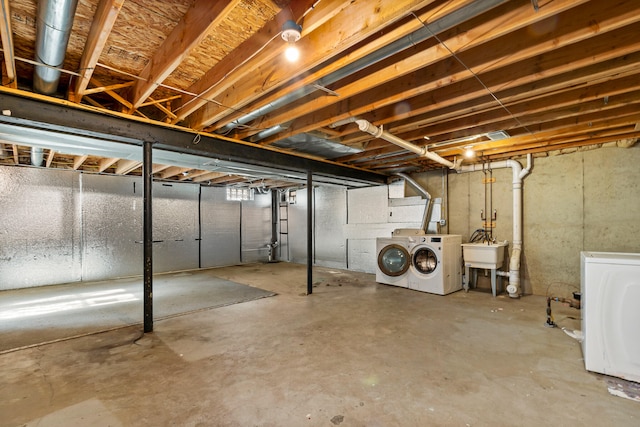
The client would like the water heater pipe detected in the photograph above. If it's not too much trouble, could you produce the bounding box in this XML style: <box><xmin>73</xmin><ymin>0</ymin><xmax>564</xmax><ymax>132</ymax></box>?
<box><xmin>458</xmin><ymin>154</ymin><xmax>532</xmax><ymax>297</ymax></box>
<box><xmin>356</xmin><ymin>120</ymin><xmax>457</xmax><ymax>169</ymax></box>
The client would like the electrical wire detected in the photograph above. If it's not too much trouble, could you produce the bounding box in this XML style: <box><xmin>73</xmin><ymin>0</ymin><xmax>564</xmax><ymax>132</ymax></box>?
<box><xmin>411</xmin><ymin>12</ymin><xmax>538</xmax><ymax>140</ymax></box>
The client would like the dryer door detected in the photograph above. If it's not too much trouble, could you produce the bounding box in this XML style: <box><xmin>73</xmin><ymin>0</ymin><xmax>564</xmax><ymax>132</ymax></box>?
<box><xmin>413</xmin><ymin>247</ymin><xmax>438</xmax><ymax>275</ymax></box>
<box><xmin>378</xmin><ymin>244</ymin><xmax>411</xmax><ymax>277</ymax></box>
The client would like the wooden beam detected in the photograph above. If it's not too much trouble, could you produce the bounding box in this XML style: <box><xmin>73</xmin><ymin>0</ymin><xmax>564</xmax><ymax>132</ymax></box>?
<box><xmin>205</xmin><ymin>0</ymin><xmax>473</xmax><ymax>132</ymax></box>
<box><xmin>147</xmin><ymin>96</ymin><xmax>177</xmax><ymax>120</ymax></box>
<box><xmin>341</xmin><ymin>39</ymin><xmax>640</xmax><ymax>147</ymax></box>
<box><xmin>158</xmin><ymin>166</ymin><xmax>190</xmax><ymax>179</ymax></box>
<box><xmin>73</xmin><ymin>154</ymin><xmax>88</xmax><ymax>170</ymax></box>
<box><xmin>0</xmin><ymin>0</ymin><xmax>16</xmax><ymax>88</ymax></box>
<box><xmin>252</xmin><ymin>0</ymin><xmax>597</xmax><ymax>144</ymax></box>
<box><xmin>11</xmin><ymin>143</ymin><xmax>18</xmax><ymax>164</ymax></box>
<box><xmin>178</xmin><ymin>169</ymin><xmax>211</xmax><ymax>181</ymax></box>
<box><xmin>70</xmin><ymin>0</ymin><xmax>125</xmax><ymax>102</ymax></box>
<box><xmin>130</xmin><ymin>0</ymin><xmax>242</xmax><ymax>110</ymax></box>
<box><xmin>171</xmin><ymin>0</ymin><xmax>324</xmax><ymax>122</ymax></box>
<box><xmin>151</xmin><ymin>164</ymin><xmax>171</xmax><ymax>174</ymax></box>
<box><xmin>83</xmin><ymin>81</ymin><xmax>134</xmax><ymax>96</ymax></box>
<box><xmin>260</xmin><ymin>0</ymin><xmax>640</xmax><ymax>145</ymax></box>
<box><xmin>115</xmin><ymin>160</ymin><xmax>142</xmax><ymax>175</ymax></box>
<box><xmin>98</xmin><ymin>157</ymin><xmax>119</xmax><ymax>172</ymax></box>
<box><xmin>140</xmin><ymin>95</ymin><xmax>181</xmax><ymax>108</ymax></box>
<box><xmin>183</xmin><ymin>0</ymin><xmax>440</xmax><ymax>129</ymax></box>
<box><xmin>91</xmin><ymin>77</ymin><xmax>133</xmax><ymax>110</ymax></box>
<box><xmin>192</xmin><ymin>171</ymin><xmax>230</xmax><ymax>183</ymax></box>
<box><xmin>46</xmin><ymin>149</ymin><xmax>55</xmax><ymax>167</ymax></box>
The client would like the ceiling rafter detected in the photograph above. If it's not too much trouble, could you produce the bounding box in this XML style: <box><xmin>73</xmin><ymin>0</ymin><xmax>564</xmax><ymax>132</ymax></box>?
<box><xmin>129</xmin><ymin>0</ymin><xmax>242</xmax><ymax>111</ymax></box>
<box><xmin>0</xmin><ymin>0</ymin><xmax>17</xmax><ymax>88</ymax></box>
<box><xmin>252</xmin><ymin>0</ymin><xmax>600</xmax><ymax>145</ymax></box>
<box><xmin>70</xmin><ymin>0</ymin><xmax>125</xmax><ymax>103</ymax></box>
<box><xmin>207</xmin><ymin>0</ymin><xmax>478</xmax><ymax>134</ymax></box>
<box><xmin>171</xmin><ymin>0</ymin><xmax>321</xmax><ymax>123</ymax></box>
<box><xmin>184</xmin><ymin>0</ymin><xmax>440</xmax><ymax>130</ymax></box>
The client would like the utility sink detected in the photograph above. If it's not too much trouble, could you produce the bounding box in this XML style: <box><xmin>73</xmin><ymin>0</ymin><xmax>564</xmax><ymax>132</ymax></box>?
<box><xmin>462</xmin><ymin>241</ymin><xmax>508</xmax><ymax>270</ymax></box>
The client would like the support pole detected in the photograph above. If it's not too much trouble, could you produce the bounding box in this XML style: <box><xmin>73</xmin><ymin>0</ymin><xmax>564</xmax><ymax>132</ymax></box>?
<box><xmin>307</xmin><ymin>171</ymin><xmax>313</xmax><ymax>295</ymax></box>
<box><xmin>143</xmin><ymin>140</ymin><xmax>153</xmax><ymax>333</ymax></box>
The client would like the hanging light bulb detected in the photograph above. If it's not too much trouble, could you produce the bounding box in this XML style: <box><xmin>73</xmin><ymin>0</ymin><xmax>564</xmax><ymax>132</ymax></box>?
<box><xmin>281</xmin><ymin>20</ymin><xmax>302</xmax><ymax>62</ymax></box>
<box><xmin>464</xmin><ymin>145</ymin><xmax>475</xmax><ymax>158</ymax></box>
<box><xmin>285</xmin><ymin>44</ymin><xmax>300</xmax><ymax>62</ymax></box>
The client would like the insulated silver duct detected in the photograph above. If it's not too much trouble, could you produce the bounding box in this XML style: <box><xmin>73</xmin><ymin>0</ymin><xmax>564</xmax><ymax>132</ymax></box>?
<box><xmin>31</xmin><ymin>147</ymin><xmax>44</xmax><ymax>166</ymax></box>
<box><xmin>34</xmin><ymin>0</ymin><xmax>79</xmax><ymax>95</ymax></box>
<box><xmin>396</xmin><ymin>172</ymin><xmax>432</xmax><ymax>233</ymax></box>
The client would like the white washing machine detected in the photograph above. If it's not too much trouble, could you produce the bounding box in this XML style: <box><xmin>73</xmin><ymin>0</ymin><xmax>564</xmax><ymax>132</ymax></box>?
<box><xmin>376</xmin><ymin>236</ymin><xmax>412</xmax><ymax>288</ymax></box>
<box><xmin>376</xmin><ymin>234</ymin><xmax>462</xmax><ymax>295</ymax></box>
<box><xmin>407</xmin><ymin>234</ymin><xmax>462</xmax><ymax>295</ymax></box>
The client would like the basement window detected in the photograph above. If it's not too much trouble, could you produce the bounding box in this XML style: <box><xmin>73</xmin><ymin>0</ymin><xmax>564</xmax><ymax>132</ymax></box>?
<box><xmin>226</xmin><ymin>187</ymin><xmax>254</xmax><ymax>201</ymax></box>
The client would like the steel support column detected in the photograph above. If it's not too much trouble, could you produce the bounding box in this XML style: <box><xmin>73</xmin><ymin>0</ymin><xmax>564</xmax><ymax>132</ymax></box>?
<box><xmin>143</xmin><ymin>140</ymin><xmax>153</xmax><ymax>333</ymax></box>
<box><xmin>307</xmin><ymin>170</ymin><xmax>313</xmax><ymax>295</ymax></box>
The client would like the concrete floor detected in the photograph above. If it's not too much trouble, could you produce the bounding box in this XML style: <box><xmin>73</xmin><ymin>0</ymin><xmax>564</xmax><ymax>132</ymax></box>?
<box><xmin>1</xmin><ymin>263</ymin><xmax>638</xmax><ymax>426</ymax></box>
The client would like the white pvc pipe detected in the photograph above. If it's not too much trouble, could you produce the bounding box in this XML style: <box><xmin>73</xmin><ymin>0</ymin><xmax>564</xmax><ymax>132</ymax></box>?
<box><xmin>356</xmin><ymin>119</ymin><xmax>456</xmax><ymax>169</ymax></box>
<box><xmin>459</xmin><ymin>153</ymin><xmax>532</xmax><ymax>297</ymax></box>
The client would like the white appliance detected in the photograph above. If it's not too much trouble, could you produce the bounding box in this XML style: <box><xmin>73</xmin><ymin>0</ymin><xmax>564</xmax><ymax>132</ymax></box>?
<box><xmin>581</xmin><ymin>251</ymin><xmax>640</xmax><ymax>382</ymax></box>
<box><xmin>376</xmin><ymin>236</ymin><xmax>412</xmax><ymax>288</ymax></box>
<box><xmin>407</xmin><ymin>234</ymin><xmax>462</xmax><ymax>295</ymax></box>
<box><xmin>376</xmin><ymin>234</ymin><xmax>462</xmax><ymax>295</ymax></box>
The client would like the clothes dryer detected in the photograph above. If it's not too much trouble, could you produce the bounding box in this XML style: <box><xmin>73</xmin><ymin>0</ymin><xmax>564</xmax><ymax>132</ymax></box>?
<box><xmin>407</xmin><ymin>234</ymin><xmax>462</xmax><ymax>295</ymax></box>
<box><xmin>375</xmin><ymin>236</ymin><xmax>412</xmax><ymax>288</ymax></box>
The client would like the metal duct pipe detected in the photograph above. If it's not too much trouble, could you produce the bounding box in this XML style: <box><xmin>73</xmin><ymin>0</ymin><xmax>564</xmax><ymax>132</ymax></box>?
<box><xmin>396</xmin><ymin>172</ymin><xmax>432</xmax><ymax>233</ymax></box>
<box><xmin>248</xmin><ymin>124</ymin><xmax>285</xmax><ymax>142</ymax></box>
<box><xmin>31</xmin><ymin>146</ymin><xmax>44</xmax><ymax>166</ymax></box>
<box><xmin>219</xmin><ymin>0</ymin><xmax>508</xmax><ymax>135</ymax></box>
<box><xmin>34</xmin><ymin>0</ymin><xmax>79</xmax><ymax>95</ymax></box>
<box><xmin>356</xmin><ymin>119</ymin><xmax>456</xmax><ymax>169</ymax></box>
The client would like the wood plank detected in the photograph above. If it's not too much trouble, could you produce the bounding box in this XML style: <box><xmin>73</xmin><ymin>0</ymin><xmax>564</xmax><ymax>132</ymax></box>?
<box><xmin>147</xmin><ymin>96</ymin><xmax>177</xmax><ymax>120</ymax></box>
<box><xmin>178</xmin><ymin>169</ymin><xmax>211</xmax><ymax>181</ymax></box>
<box><xmin>261</xmin><ymin>0</ymin><xmax>640</xmax><ymax>145</ymax></box>
<box><xmin>140</xmin><ymin>95</ymin><xmax>181</xmax><ymax>108</ymax></box>
<box><xmin>46</xmin><ymin>149</ymin><xmax>55</xmax><ymax>167</ymax></box>
<box><xmin>91</xmin><ymin>77</ymin><xmax>133</xmax><ymax>109</ymax></box>
<box><xmin>73</xmin><ymin>154</ymin><xmax>88</xmax><ymax>170</ymax></box>
<box><xmin>252</xmin><ymin>0</ymin><xmax>604</xmax><ymax>144</ymax></box>
<box><xmin>130</xmin><ymin>0</ymin><xmax>242</xmax><ymax>110</ymax></box>
<box><xmin>98</xmin><ymin>157</ymin><xmax>119</xmax><ymax>172</ymax></box>
<box><xmin>151</xmin><ymin>164</ymin><xmax>171</xmax><ymax>174</ymax></box>
<box><xmin>340</xmin><ymin>40</ymin><xmax>640</xmax><ymax>147</ymax></box>
<box><xmin>192</xmin><ymin>171</ymin><xmax>228</xmax><ymax>183</ymax></box>
<box><xmin>207</xmin><ymin>0</ymin><xmax>475</xmax><ymax>133</ymax></box>
<box><xmin>171</xmin><ymin>0</ymin><xmax>329</xmax><ymax>122</ymax></box>
<box><xmin>158</xmin><ymin>166</ymin><xmax>190</xmax><ymax>179</ymax></box>
<box><xmin>115</xmin><ymin>160</ymin><xmax>142</xmax><ymax>175</ymax></box>
<box><xmin>83</xmin><ymin>81</ymin><xmax>134</xmax><ymax>96</ymax></box>
<box><xmin>0</xmin><ymin>0</ymin><xmax>17</xmax><ymax>88</ymax></box>
<box><xmin>70</xmin><ymin>0</ymin><xmax>125</xmax><ymax>102</ymax></box>
<box><xmin>183</xmin><ymin>0</ymin><xmax>438</xmax><ymax>130</ymax></box>
<box><xmin>11</xmin><ymin>143</ymin><xmax>18</xmax><ymax>164</ymax></box>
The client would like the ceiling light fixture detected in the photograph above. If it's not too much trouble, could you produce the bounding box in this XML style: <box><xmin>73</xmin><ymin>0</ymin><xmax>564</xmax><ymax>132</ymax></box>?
<box><xmin>282</xmin><ymin>20</ymin><xmax>302</xmax><ymax>62</ymax></box>
<box><xmin>464</xmin><ymin>145</ymin><xmax>475</xmax><ymax>158</ymax></box>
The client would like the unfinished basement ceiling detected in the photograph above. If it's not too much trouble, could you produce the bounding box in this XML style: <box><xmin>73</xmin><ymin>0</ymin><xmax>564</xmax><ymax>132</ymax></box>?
<box><xmin>1</xmin><ymin>0</ymin><xmax>639</xmax><ymax>187</ymax></box>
